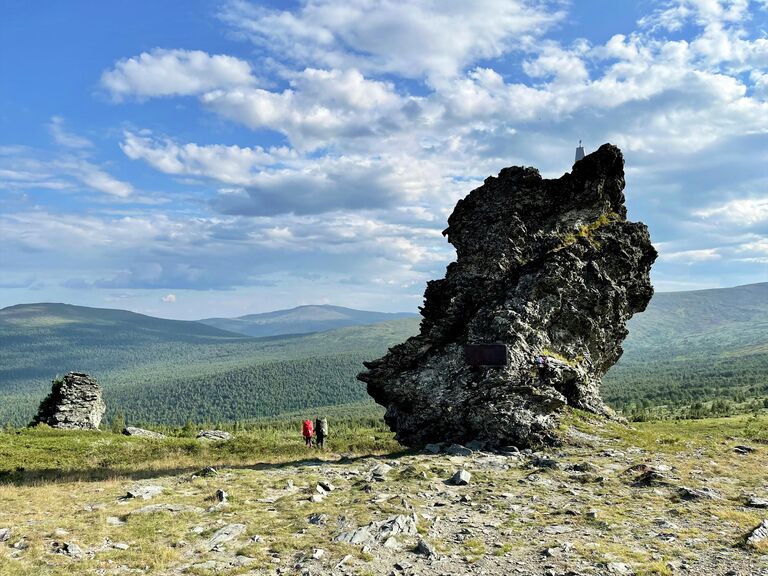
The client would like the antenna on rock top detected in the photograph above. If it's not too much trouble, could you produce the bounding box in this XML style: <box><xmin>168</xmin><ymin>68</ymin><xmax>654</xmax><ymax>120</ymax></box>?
<box><xmin>574</xmin><ymin>140</ymin><xmax>586</xmax><ymax>163</ymax></box>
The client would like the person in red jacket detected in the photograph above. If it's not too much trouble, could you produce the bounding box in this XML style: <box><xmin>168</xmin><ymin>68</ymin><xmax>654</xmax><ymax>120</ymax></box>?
<box><xmin>302</xmin><ymin>419</ymin><xmax>314</xmax><ymax>448</ymax></box>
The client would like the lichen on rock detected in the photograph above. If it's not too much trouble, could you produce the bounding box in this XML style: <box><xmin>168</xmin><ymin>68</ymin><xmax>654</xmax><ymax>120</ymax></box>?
<box><xmin>30</xmin><ymin>371</ymin><xmax>106</xmax><ymax>430</ymax></box>
<box><xmin>358</xmin><ymin>144</ymin><xmax>657</xmax><ymax>448</ymax></box>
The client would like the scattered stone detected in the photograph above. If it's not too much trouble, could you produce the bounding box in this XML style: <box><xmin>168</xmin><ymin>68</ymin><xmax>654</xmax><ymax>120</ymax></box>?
<box><xmin>530</xmin><ymin>456</ymin><xmax>560</xmax><ymax>469</ymax></box>
<box><xmin>312</xmin><ymin>548</ymin><xmax>325</xmax><ymax>560</ymax></box>
<box><xmin>112</xmin><ymin>542</ymin><xmax>130</xmax><ymax>550</ymax></box>
<box><xmin>195</xmin><ymin>467</ymin><xmax>218</xmax><ymax>477</ymax></box>
<box><xmin>124</xmin><ymin>485</ymin><xmax>163</xmax><ymax>500</ymax></box>
<box><xmin>52</xmin><ymin>528</ymin><xmax>69</xmax><ymax>538</ymax></box>
<box><xmin>196</xmin><ymin>430</ymin><xmax>233</xmax><ymax>441</ymax></box>
<box><xmin>542</xmin><ymin>525</ymin><xmax>574</xmax><ymax>535</ymax></box>
<box><xmin>450</xmin><ymin>470</ymin><xmax>472</xmax><ymax>486</ymax></box>
<box><xmin>415</xmin><ymin>538</ymin><xmax>438</xmax><ymax>558</ymax></box>
<box><xmin>30</xmin><ymin>372</ymin><xmax>106</xmax><ymax>430</ymax></box>
<box><xmin>308</xmin><ymin>513</ymin><xmax>328</xmax><ymax>525</ymax></box>
<box><xmin>606</xmin><ymin>562</ymin><xmax>630</xmax><ymax>574</ymax></box>
<box><xmin>0</xmin><ymin>528</ymin><xmax>10</xmax><ymax>542</ymax></box>
<box><xmin>359</xmin><ymin>144</ymin><xmax>656</xmax><ymax>448</ymax></box>
<box><xmin>122</xmin><ymin>427</ymin><xmax>166</xmax><ymax>439</ymax></box>
<box><xmin>53</xmin><ymin>541</ymin><xmax>84</xmax><ymax>559</ymax></box>
<box><xmin>445</xmin><ymin>444</ymin><xmax>473</xmax><ymax>457</ymax></box>
<box><xmin>336</xmin><ymin>514</ymin><xmax>417</xmax><ymax>547</ymax></box>
<box><xmin>317</xmin><ymin>480</ymin><xmax>335</xmax><ymax>492</ymax></box>
<box><xmin>215</xmin><ymin>489</ymin><xmax>228</xmax><ymax>503</ymax></box>
<box><xmin>631</xmin><ymin>467</ymin><xmax>672</xmax><ymax>487</ymax></box>
<box><xmin>129</xmin><ymin>503</ymin><xmax>204</xmax><ymax>516</ymax></box>
<box><xmin>734</xmin><ymin>445</ymin><xmax>756</xmax><ymax>454</ymax></box>
<box><xmin>745</xmin><ymin>519</ymin><xmax>768</xmax><ymax>549</ymax></box>
<box><xmin>424</xmin><ymin>443</ymin><xmax>443</xmax><ymax>454</ymax></box>
<box><xmin>106</xmin><ymin>516</ymin><xmax>125</xmax><ymax>526</ymax></box>
<box><xmin>207</xmin><ymin>523</ymin><xmax>247</xmax><ymax>550</ymax></box>
<box><xmin>678</xmin><ymin>486</ymin><xmax>722</xmax><ymax>501</ymax></box>
<box><xmin>369</xmin><ymin>463</ymin><xmax>393</xmax><ymax>481</ymax></box>
<box><xmin>568</xmin><ymin>462</ymin><xmax>600</xmax><ymax>473</ymax></box>
<box><xmin>746</xmin><ymin>496</ymin><xmax>768</xmax><ymax>508</ymax></box>
<box><xmin>309</xmin><ymin>494</ymin><xmax>325</xmax><ymax>503</ymax></box>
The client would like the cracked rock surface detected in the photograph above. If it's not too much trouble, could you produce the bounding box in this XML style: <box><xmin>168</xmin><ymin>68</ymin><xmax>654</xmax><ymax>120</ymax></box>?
<box><xmin>30</xmin><ymin>372</ymin><xmax>106</xmax><ymax>430</ymax></box>
<box><xmin>359</xmin><ymin>144</ymin><xmax>657</xmax><ymax>448</ymax></box>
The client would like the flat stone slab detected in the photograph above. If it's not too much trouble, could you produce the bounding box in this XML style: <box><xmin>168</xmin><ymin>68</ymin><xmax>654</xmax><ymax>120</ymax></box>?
<box><xmin>207</xmin><ymin>523</ymin><xmax>247</xmax><ymax>550</ymax></box>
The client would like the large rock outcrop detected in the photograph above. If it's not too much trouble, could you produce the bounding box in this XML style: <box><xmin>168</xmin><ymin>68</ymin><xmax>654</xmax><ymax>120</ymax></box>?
<box><xmin>359</xmin><ymin>144</ymin><xmax>657</xmax><ymax>448</ymax></box>
<box><xmin>30</xmin><ymin>372</ymin><xmax>106</xmax><ymax>430</ymax></box>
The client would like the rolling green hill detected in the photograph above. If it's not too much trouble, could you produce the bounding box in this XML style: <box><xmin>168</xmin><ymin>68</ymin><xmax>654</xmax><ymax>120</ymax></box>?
<box><xmin>1</xmin><ymin>283</ymin><xmax>766</xmax><ymax>427</ymax></box>
<box><xmin>0</xmin><ymin>303</ymin><xmax>420</xmax><ymax>426</ymax></box>
<box><xmin>602</xmin><ymin>282</ymin><xmax>768</xmax><ymax>415</ymax></box>
<box><xmin>199</xmin><ymin>304</ymin><xmax>417</xmax><ymax>337</ymax></box>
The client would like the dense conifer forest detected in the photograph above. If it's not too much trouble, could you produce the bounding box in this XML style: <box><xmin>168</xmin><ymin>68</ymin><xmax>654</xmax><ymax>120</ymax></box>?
<box><xmin>1</xmin><ymin>282</ymin><xmax>766</xmax><ymax>426</ymax></box>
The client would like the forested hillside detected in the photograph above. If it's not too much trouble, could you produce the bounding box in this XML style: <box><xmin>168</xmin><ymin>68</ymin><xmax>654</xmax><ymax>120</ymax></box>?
<box><xmin>1</xmin><ymin>283</ymin><xmax>767</xmax><ymax>426</ymax></box>
<box><xmin>603</xmin><ymin>282</ymin><xmax>768</xmax><ymax>416</ymax></box>
<box><xmin>0</xmin><ymin>303</ymin><xmax>420</xmax><ymax>425</ymax></box>
<box><xmin>200</xmin><ymin>304</ymin><xmax>417</xmax><ymax>337</ymax></box>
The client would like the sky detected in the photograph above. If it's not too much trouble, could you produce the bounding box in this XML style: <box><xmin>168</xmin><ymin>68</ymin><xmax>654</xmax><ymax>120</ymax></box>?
<box><xmin>1</xmin><ymin>0</ymin><xmax>767</xmax><ymax>320</ymax></box>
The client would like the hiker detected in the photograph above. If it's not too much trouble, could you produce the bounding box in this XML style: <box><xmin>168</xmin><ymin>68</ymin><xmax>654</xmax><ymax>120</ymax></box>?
<box><xmin>302</xmin><ymin>419</ymin><xmax>314</xmax><ymax>448</ymax></box>
<box><xmin>315</xmin><ymin>417</ymin><xmax>328</xmax><ymax>449</ymax></box>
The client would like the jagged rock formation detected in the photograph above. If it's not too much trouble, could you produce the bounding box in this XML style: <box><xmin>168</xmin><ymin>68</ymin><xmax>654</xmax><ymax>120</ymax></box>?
<box><xmin>30</xmin><ymin>372</ymin><xmax>106</xmax><ymax>430</ymax></box>
<box><xmin>359</xmin><ymin>144</ymin><xmax>657</xmax><ymax>448</ymax></box>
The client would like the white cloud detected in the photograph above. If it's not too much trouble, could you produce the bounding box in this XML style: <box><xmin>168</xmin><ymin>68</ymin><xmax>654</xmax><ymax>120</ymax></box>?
<box><xmin>121</xmin><ymin>131</ymin><xmax>294</xmax><ymax>184</ymax></box>
<box><xmin>101</xmin><ymin>49</ymin><xmax>256</xmax><ymax>100</ymax></box>
<box><xmin>201</xmin><ymin>68</ymin><xmax>406</xmax><ymax>151</ymax></box>
<box><xmin>161</xmin><ymin>293</ymin><xmax>177</xmax><ymax>303</ymax></box>
<box><xmin>47</xmin><ymin>116</ymin><xmax>92</xmax><ymax>149</ymax></box>
<box><xmin>662</xmin><ymin>248</ymin><xmax>722</xmax><ymax>262</ymax></box>
<box><xmin>219</xmin><ymin>0</ymin><xmax>565</xmax><ymax>84</ymax></box>
<box><xmin>695</xmin><ymin>197</ymin><xmax>768</xmax><ymax>225</ymax></box>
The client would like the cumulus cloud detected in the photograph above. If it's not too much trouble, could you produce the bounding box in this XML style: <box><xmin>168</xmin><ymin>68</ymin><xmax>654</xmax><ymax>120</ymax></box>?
<box><xmin>218</xmin><ymin>0</ymin><xmax>565</xmax><ymax>84</ymax></box>
<box><xmin>695</xmin><ymin>197</ymin><xmax>768</xmax><ymax>225</ymax></box>
<box><xmin>161</xmin><ymin>293</ymin><xmax>176</xmax><ymax>303</ymax></box>
<box><xmin>121</xmin><ymin>131</ymin><xmax>294</xmax><ymax>184</ymax></box>
<box><xmin>201</xmin><ymin>68</ymin><xmax>406</xmax><ymax>151</ymax></box>
<box><xmin>101</xmin><ymin>49</ymin><xmax>256</xmax><ymax>100</ymax></box>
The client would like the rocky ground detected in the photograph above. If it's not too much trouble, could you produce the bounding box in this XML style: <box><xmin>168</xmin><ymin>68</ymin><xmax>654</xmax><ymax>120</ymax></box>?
<box><xmin>1</xmin><ymin>414</ymin><xmax>767</xmax><ymax>576</ymax></box>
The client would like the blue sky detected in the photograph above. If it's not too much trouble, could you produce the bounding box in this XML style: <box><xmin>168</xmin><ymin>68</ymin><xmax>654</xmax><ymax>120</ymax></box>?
<box><xmin>1</xmin><ymin>0</ymin><xmax>767</xmax><ymax>320</ymax></box>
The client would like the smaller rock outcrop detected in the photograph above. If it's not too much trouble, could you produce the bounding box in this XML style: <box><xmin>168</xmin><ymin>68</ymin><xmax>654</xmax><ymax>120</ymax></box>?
<box><xmin>30</xmin><ymin>372</ymin><xmax>106</xmax><ymax>430</ymax></box>
<box><xmin>197</xmin><ymin>430</ymin><xmax>233</xmax><ymax>441</ymax></box>
<box><xmin>123</xmin><ymin>427</ymin><xmax>166</xmax><ymax>439</ymax></box>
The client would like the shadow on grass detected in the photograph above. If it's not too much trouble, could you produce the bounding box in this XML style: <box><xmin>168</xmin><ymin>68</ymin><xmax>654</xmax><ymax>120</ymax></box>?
<box><xmin>0</xmin><ymin>448</ymin><xmax>417</xmax><ymax>487</ymax></box>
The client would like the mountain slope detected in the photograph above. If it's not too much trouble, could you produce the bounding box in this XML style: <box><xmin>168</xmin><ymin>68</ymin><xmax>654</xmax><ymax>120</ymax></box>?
<box><xmin>603</xmin><ymin>282</ymin><xmax>768</xmax><ymax>410</ymax></box>
<box><xmin>199</xmin><ymin>304</ymin><xmax>417</xmax><ymax>337</ymax></box>
<box><xmin>0</xmin><ymin>302</ymin><xmax>421</xmax><ymax>425</ymax></box>
<box><xmin>0</xmin><ymin>283</ymin><xmax>766</xmax><ymax>426</ymax></box>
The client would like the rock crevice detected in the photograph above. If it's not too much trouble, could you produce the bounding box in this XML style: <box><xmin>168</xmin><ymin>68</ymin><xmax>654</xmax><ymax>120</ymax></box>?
<box><xmin>359</xmin><ymin>144</ymin><xmax>657</xmax><ymax>448</ymax></box>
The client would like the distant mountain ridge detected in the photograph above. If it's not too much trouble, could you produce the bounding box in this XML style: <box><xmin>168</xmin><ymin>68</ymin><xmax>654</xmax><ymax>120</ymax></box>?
<box><xmin>0</xmin><ymin>282</ymin><xmax>766</xmax><ymax>425</ymax></box>
<box><xmin>199</xmin><ymin>304</ymin><xmax>418</xmax><ymax>337</ymax></box>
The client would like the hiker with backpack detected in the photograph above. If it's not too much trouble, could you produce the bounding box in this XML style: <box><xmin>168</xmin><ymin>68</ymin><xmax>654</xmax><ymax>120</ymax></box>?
<box><xmin>302</xmin><ymin>419</ymin><xmax>314</xmax><ymax>448</ymax></box>
<box><xmin>315</xmin><ymin>417</ymin><xmax>328</xmax><ymax>450</ymax></box>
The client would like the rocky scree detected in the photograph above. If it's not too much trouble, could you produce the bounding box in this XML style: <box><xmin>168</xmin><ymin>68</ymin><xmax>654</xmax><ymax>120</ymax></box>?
<box><xmin>359</xmin><ymin>144</ymin><xmax>657</xmax><ymax>448</ymax></box>
<box><xmin>30</xmin><ymin>372</ymin><xmax>106</xmax><ymax>430</ymax></box>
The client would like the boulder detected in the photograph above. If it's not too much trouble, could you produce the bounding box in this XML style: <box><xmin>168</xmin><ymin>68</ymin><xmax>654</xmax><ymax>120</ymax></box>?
<box><xmin>123</xmin><ymin>427</ymin><xmax>166</xmax><ymax>439</ymax></box>
<box><xmin>746</xmin><ymin>520</ymin><xmax>768</xmax><ymax>549</ymax></box>
<box><xmin>197</xmin><ymin>430</ymin><xmax>233</xmax><ymax>441</ymax></box>
<box><xmin>450</xmin><ymin>469</ymin><xmax>472</xmax><ymax>485</ymax></box>
<box><xmin>359</xmin><ymin>144</ymin><xmax>656</xmax><ymax>448</ymax></box>
<box><xmin>30</xmin><ymin>372</ymin><xmax>106</xmax><ymax>430</ymax></box>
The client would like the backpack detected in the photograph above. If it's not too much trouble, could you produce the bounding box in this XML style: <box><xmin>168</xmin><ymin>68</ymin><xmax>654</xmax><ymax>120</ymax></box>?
<box><xmin>302</xmin><ymin>420</ymin><xmax>314</xmax><ymax>437</ymax></box>
<box><xmin>319</xmin><ymin>418</ymin><xmax>328</xmax><ymax>435</ymax></box>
